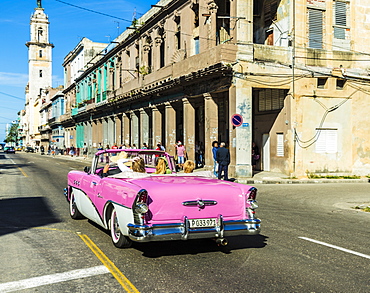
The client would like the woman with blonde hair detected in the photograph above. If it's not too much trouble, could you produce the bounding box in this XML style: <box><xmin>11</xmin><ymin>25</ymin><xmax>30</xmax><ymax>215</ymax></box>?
<box><xmin>155</xmin><ymin>157</ymin><xmax>172</xmax><ymax>174</ymax></box>
<box><xmin>132</xmin><ymin>158</ymin><xmax>146</xmax><ymax>173</ymax></box>
<box><xmin>183</xmin><ymin>160</ymin><xmax>195</xmax><ymax>173</ymax></box>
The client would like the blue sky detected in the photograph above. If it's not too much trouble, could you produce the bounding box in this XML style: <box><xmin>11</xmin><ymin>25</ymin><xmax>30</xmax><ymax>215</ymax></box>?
<box><xmin>0</xmin><ymin>0</ymin><xmax>154</xmax><ymax>141</ymax></box>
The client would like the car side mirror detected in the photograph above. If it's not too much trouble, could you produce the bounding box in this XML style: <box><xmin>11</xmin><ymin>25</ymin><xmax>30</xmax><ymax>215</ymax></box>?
<box><xmin>84</xmin><ymin>166</ymin><xmax>91</xmax><ymax>174</ymax></box>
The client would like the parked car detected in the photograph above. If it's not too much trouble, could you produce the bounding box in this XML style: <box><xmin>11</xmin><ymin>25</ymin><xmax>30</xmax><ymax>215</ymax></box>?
<box><xmin>65</xmin><ymin>149</ymin><xmax>261</xmax><ymax>248</ymax></box>
<box><xmin>4</xmin><ymin>146</ymin><xmax>15</xmax><ymax>154</ymax></box>
<box><xmin>25</xmin><ymin>146</ymin><xmax>35</xmax><ymax>153</ymax></box>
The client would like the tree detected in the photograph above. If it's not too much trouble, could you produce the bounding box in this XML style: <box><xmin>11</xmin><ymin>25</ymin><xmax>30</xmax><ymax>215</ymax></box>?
<box><xmin>4</xmin><ymin>122</ymin><xmax>19</xmax><ymax>144</ymax></box>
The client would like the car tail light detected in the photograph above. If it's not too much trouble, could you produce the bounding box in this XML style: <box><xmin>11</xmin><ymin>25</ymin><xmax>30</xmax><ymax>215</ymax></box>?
<box><xmin>247</xmin><ymin>187</ymin><xmax>257</xmax><ymax>200</ymax></box>
<box><xmin>137</xmin><ymin>189</ymin><xmax>148</xmax><ymax>203</ymax></box>
<box><xmin>133</xmin><ymin>189</ymin><xmax>149</xmax><ymax>216</ymax></box>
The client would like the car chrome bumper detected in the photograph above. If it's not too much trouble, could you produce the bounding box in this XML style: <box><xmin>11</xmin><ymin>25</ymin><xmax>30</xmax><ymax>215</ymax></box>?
<box><xmin>127</xmin><ymin>216</ymin><xmax>261</xmax><ymax>242</ymax></box>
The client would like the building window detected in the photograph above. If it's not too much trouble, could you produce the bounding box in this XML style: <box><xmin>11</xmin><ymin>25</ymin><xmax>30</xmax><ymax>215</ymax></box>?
<box><xmin>174</xmin><ymin>14</ymin><xmax>181</xmax><ymax>50</ymax></box>
<box><xmin>308</xmin><ymin>8</ymin><xmax>323</xmax><ymax>49</ymax></box>
<box><xmin>316</xmin><ymin>129</ymin><xmax>338</xmax><ymax>153</ymax></box>
<box><xmin>336</xmin><ymin>79</ymin><xmax>346</xmax><ymax>90</ymax></box>
<box><xmin>258</xmin><ymin>89</ymin><xmax>287</xmax><ymax>112</ymax></box>
<box><xmin>317</xmin><ymin>77</ymin><xmax>328</xmax><ymax>89</ymax></box>
<box><xmin>192</xmin><ymin>3</ymin><xmax>199</xmax><ymax>28</ymax></box>
<box><xmin>175</xmin><ymin>31</ymin><xmax>181</xmax><ymax>50</ymax></box>
<box><xmin>37</xmin><ymin>28</ymin><xmax>43</xmax><ymax>42</ymax></box>
<box><xmin>334</xmin><ymin>0</ymin><xmax>348</xmax><ymax>40</ymax></box>
<box><xmin>39</xmin><ymin>50</ymin><xmax>43</xmax><ymax>58</ymax></box>
<box><xmin>39</xmin><ymin>70</ymin><xmax>43</xmax><ymax>78</ymax></box>
<box><xmin>160</xmin><ymin>40</ymin><xmax>165</xmax><ymax>68</ymax></box>
<box><xmin>194</xmin><ymin>37</ymin><xmax>200</xmax><ymax>55</ymax></box>
<box><xmin>276</xmin><ymin>133</ymin><xmax>284</xmax><ymax>157</ymax></box>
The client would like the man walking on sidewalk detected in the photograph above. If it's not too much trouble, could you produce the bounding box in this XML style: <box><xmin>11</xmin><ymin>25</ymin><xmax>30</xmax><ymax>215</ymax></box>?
<box><xmin>216</xmin><ymin>142</ymin><xmax>230</xmax><ymax>181</ymax></box>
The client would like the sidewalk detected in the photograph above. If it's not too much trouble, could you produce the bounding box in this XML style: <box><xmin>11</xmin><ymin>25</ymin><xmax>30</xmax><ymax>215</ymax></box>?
<box><xmin>52</xmin><ymin>154</ymin><xmax>370</xmax><ymax>184</ymax></box>
<box><xmin>237</xmin><ymin>171</ymin><xmax>370</xmax><ymax>184</ymax></box>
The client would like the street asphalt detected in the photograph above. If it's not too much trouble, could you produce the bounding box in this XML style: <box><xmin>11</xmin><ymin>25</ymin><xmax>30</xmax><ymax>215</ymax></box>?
<box><xmin>0</xmin><ymin>151</ymin><xmax>369</xmax><ymax>292</ymax></box>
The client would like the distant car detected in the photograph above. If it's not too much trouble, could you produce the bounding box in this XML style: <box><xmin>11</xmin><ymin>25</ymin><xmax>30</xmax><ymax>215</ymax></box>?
<box><xmin>4</xmin><ymin>146</ymin><xmax>15</xmax><ymax>154</ymax></box>
<box><xmin>65</xmin><ymin>149</ymin><xmax>261</xmax><ymax>248</ymax></box>
<box><xmin>15</xmin><ymin>146</ymin><xmax>22</xmax><ymax>151</ymax></box>
<box><xmin>25</xmin><ymin>146</ymin><xmax>35</xmax><ymax>153</ymax></box>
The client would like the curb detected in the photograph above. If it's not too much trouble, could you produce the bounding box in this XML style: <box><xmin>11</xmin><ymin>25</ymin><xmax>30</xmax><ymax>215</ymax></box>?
<box><xmin>237</xmin><ymin>179</ymin><xmax>370</xmax><ymax>184</ymax></box>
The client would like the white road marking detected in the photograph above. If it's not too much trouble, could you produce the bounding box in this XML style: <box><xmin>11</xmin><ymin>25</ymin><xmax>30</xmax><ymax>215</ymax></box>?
<box><xmin>299</xmin><ymin>237</ymin><xmax>370</xmax><ymax>260</ymax></box>
<box><xmin>9</xmin><ymin>158</ymin><xmax>16</xmax><ymax>165</ymax></box>
<box><xmin>0</xmin><ymin>265</ymin><xmax>110</xmax><ymax>292</ymax></box>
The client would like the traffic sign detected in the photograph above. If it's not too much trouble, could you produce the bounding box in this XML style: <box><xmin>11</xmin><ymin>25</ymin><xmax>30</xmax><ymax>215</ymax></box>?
<box><xmin>231</xmin><ymin>114</ymin><xmax>243</xmax><ymax>127</ymax></box>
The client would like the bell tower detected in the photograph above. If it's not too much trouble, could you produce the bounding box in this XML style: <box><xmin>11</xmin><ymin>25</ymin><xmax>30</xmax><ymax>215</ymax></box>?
<box><xmin>25</xmin><ymin>0</ymin><xmax>53</xmax><ymax>144</ymax></box>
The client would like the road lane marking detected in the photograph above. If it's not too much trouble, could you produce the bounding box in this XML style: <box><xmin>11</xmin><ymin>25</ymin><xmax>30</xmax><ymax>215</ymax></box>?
<box><xmin>0</xmin><ymin>265</ymin><xmax>109</xmax><ymax>292</ymax></box>
<box><xmin>78</xmin><ymin>233</ymin><xmax>140</xmax><ymax>293</ymax></box>
<box><xmin>28</xmin><ymin>227</ymin><xmax>139</xmax><ymax>292</ymax></box>
<box><xmin>8</xmin><ymin>158</ymin><xmax>28</xmax><ymax>177</ymax></box>
<box><xmin>17</xmin><ymin>167</ymin><xmax>28</xmax><ymax>177</ymax></box>
<box><xmin>299</xmin><ymin>237</ymin><xmax>370</xmax><ymax>260</ymax></box>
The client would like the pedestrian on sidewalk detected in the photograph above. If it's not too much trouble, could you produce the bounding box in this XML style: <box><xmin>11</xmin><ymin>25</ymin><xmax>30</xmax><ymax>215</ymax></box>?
<box><xmin>105</xmin><ymin>144</ymin><xmax>110</xmax><ymax>163</ymax></box>
<box><xmin>69</xmin><ymin>145</ymin><xmax>76</xmax><ymax>157</ymax></box>
<box><xmin>212</xmin><ymin>141</ymin><xmax>219</xmax><ymax>177</ymax></box>
<box><xmin>252</xmin><ymin>141</ymin><xmax>260</xmax><ymax>171</ymax></box>
<box><xmin>83</xmin><ymin>143</ymin><xmax>88</xmax><ymax>159</ymax></box>
<box><xmin>216</xmin><ymin>142</ymin><xmax>230</xmax><ymax>181</ymax></box>
<box><xmin>175</xmin><ymin>141</ymin><xmax>186</xmax><ymax>170</ymax></box>
<box><xmin>98</xmin><ymin>143</ymin><xmax>104</xmax><ymax>162</ymax></box>
<box><xmin>111</xmin><ymin>143</ymin><xmax>118</xmax><ymax>156</ymax></box>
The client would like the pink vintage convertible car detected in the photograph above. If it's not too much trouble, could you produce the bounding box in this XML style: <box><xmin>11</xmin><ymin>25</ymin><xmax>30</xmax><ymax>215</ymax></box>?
<box><xmin>65</xmin><ymin>149</ymin><xmax>261</xmax><ymax>248</ymax></box>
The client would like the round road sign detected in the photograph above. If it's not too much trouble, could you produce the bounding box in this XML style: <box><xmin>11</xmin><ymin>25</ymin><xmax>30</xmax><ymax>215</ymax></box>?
<box><xmin>231</xmin><ymin>114</ymin><xmax>243</xmax><ymax>127</ymax></box>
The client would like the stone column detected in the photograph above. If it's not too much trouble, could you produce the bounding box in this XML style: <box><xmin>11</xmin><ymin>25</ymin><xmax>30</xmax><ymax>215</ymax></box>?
<box><xmin>183</xmin><ymin>98</ymin><xmax>195</xmax><ymax>161</ymax></box>
<box><xmin>204</xmin><ymin>93</ymin><xmax>218</xmax><ymax>168</ymax></box>
<box><xmin>108</xmin><ymin>67</ymin><xmax>114</xmax><ymax>91</ymax></box>
<box><xmin>153</xmin><ymin>37</ymin><xmax>162</xmax><ymax>71</ymax></box>
<box><xmin>131</xmin><ymin>111</ymin><xmax>140</xmax><ymax>147</ymax></box>
<box><xmin>236</xmin><ymin>0</ymin><xmax>253</xmax><ymax>43</ymax></box>
<box><xmin>165</xmin><ymin>102</ymin><xmax>176</xmax><ymax>156</ymax></box>
<box><xmin>208</xmin><ymin>1</ymin><xmax>218</xmax><ymax>47</ymax></box>
<box><xmin>152</xmin><ymin>106</ymin><xmax>162</xmax><ymax>147</ymax></box>
<box><xmin>234</xmin><ymin>82</ymin><xmax>253</xmax><ymax>178</ymax></box>
<box><xmin>122</xmin><ymin>113</ymin><xmax>130</xmax><ymax>146</ymax></box>
<box><xmin>96</xmin><ymin>119</ymin><xmax>103</xmax><ymax>146</ymax></box>
<box><xmin>228</xmin><ymin>86</ymin><xmax>237</xmax><ymax>177</ymax></box>
<box><xmin>140</xmin><ymin>108</ymin><xmax>149</xmax><ymax>148</ymax></box>
<box><xmin>115</xmin><ymin>114</ymin><xmax>122</xmax><ymax>145</ymax></box>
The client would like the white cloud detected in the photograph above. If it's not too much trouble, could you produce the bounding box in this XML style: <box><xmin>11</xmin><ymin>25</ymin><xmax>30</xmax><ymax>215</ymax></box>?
<box><xmin>0</xmin><ymin>72</ymin><xmax>28</xmax><ymax>88</ymax></box>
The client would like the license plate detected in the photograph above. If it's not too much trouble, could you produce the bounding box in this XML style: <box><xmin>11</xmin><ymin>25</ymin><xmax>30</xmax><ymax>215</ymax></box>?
<box><xmin>189</xmin><ymin>218</ymin><xmax>217</xmax><ymax>228</ymax></box>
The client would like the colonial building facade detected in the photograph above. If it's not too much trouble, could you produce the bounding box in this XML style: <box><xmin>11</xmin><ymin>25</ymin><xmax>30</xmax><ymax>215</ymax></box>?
<box><xmin>59</xmin><ymin>0</ymin><xmax>370</xmax><ymax>177</ymax></box>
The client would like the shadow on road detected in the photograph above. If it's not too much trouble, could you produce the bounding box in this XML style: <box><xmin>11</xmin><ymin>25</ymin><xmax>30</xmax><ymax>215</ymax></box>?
<box><xmin>0</xmin><ymin>197</ymin><xmax>61</xmax><ymax>237</ymax></box>
<box><xmin>0</xmin><ymin>154</ymin><xmax>31</xmax><ymax>175</ymax></box>
<box><xmin>134</xmin><ymin>234</ymin><xmax>268</xmax><ymax>258</ymax></box>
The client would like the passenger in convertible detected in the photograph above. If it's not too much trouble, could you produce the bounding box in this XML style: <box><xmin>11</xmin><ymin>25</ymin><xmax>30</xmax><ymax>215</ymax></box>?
<box><xmin>183</xmin><ymin>160</ymin><xmax>195</xmax><ymax>173</ymax></box>
<box><xmin>155</xmin><ymin>157</ymin><xmax>172</xmax><ymax>174</ymax></box>
<box><xmin>103</xmin><ymin>151</ymin><xmax>146</xmax><ymax>175</ymax></box>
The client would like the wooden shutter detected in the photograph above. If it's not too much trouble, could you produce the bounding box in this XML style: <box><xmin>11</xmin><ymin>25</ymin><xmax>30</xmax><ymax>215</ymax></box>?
<box><xmin>334</xmin><ymin>1</ymin><xmax>346</xmax><ymax>39</ymax></box>
<box><xmin>276</xmin><ymin>133</ymin><xmax>284</xmax><ymax>157</ymax></box>
<box><xmin>308</xmin><ymin>9</ymin><xmax>323</xmax><ymax>49</ymax></box>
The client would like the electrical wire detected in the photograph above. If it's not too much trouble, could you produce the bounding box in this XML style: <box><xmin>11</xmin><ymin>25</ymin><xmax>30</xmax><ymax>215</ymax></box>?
<box><xmin>294</xmin><ymin>89</ymin><xmax>356</xmax><ymax>148</ymax></box>
<box><xmin>0</xmin><ymin>91</ymin><xmax>24</xmax><ymax>100</ymax></box>
<box><xmin>55</xmin><ymin>0</ymin><xmax>133</xmax><ymax>23</ymax></box>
